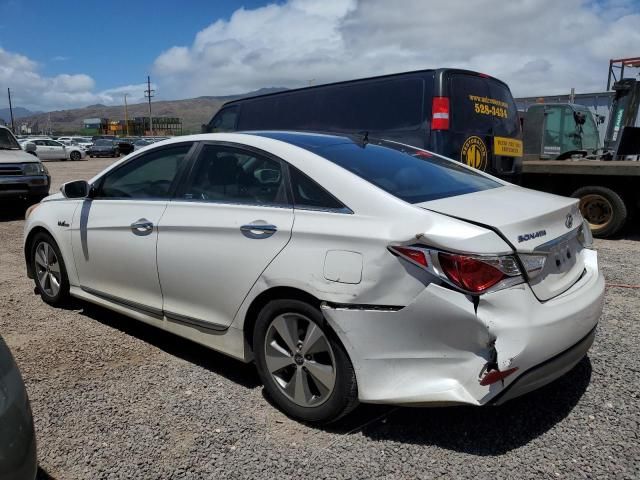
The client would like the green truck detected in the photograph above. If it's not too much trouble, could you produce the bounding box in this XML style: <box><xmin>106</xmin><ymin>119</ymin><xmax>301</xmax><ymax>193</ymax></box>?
<box><xmin>521</xmin><ymin>77</ymin><xmax>640</xmax><ymax>238</ymax></box>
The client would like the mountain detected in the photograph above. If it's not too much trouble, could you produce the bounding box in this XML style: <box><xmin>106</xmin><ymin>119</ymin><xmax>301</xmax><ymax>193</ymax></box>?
<box><xmin>14</xmin><ymin>87</ymin><xmax>290</xmax><ymax>135</ymax></box>
<box><xmin>0</xmin><ymin>107</ymin><xmax>42</xmax><ymax>123</ymax></box>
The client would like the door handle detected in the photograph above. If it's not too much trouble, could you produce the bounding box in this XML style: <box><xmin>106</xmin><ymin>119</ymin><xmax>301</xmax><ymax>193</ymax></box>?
<box><xmin>240</xmin><ymin>223</ymin><xmax>277</xmax><ymax>239</ymax></box>
<box><xmin>131</xmin><ymin>218</ymin><xmax>154</xmax><ymax>236</ymax></box>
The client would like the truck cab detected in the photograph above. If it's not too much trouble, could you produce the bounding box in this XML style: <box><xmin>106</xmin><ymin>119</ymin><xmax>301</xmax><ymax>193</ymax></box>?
<box><xmin>522</xmin><ymin>103</ymin><xmax>600</xmax><ymax>160</ymax></box>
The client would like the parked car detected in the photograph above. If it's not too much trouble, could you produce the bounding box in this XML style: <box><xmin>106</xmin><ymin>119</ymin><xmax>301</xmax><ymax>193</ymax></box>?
<box><xmin>0</xmin><ymin>126</ymin><xmax>50</xmax><ymax>204</ymax></box>
<box><xmin>0</xmin><ymin>335</ymin><xmax>37</xmax><ymax>480</ymax></box>
<box><xmin>24</xmin><ymin>132</ymin><xmax>603</xmax><ymax>424</ymax></box>
<box><xmin>87</xmin><ymin>139</ymin><xmax>120</xmax><ymax>158</ymax></box>
<box><xmin>132</xmin><ymin>138</ymin><xmax>154</xmax><ymax>151</ymax></box>
<box><xmin>116</xmin><ymin>138</ymin><xmax>136</xmax><ymax>156</ymax></box>
<box><xmin>21</xmin><ymin>139</ymin><xmax>86</xmax><ymax>161</ymax></box>
<box><xmin>204</xmin><ymin>68</ymin><xmax>523</xmax><ymax>182</ymax></box>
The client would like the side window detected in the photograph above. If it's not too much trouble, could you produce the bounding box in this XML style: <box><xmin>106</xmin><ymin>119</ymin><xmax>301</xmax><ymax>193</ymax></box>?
<box><xmin>34</xmin><ymin>140</ymin><xmax>46</xmax><ymax>146</ymax></box>
<box><xmin>97</xmin><ymin>144</ymin><xmax>192</xmax><ymax>199</ymax></box>
<box><xmin>183</xmin><ymin>144</ymin><xmax>289</xmax><ymax>206</ymax></box>
<box><xmin>210</xmin><ymin>107</ymin><xmax>238</xmax><ymax>132</ymax></box>
<box><xmin>289</xmin><ymin>167</ymin><xmax>348</xmax><ymax>211</ymax></box>
<box><xmin>47</xmin><ymin>140</ymin><xmax>62</xmax><ymax>147</ymax></box>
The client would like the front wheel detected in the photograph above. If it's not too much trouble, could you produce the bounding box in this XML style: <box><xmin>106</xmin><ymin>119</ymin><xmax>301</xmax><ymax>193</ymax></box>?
<box><xmin>30</xmin><ymin>232</ymin><xmax>70</xmax><ymax>306</ymax></box>
<box><xmin>253</xmin><ymin>299</ymin><xmax>358</xmax><ymax>424</ymax></box>
<box><xmin>70</xmin><ymin>150</ymin><xmax>81</xmax><ymax>161</ymax></box>
<box><xmin>572</xmin><ymin>186</ymin><xmax>627</xmax><ymax>238</ymax></box>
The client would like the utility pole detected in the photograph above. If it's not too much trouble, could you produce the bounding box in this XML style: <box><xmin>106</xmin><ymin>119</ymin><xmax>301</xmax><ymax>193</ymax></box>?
<box><xmin>7</xmin><ymin>88</ymin><xmax>15</xmax><ymax>133</ymax></box>
<box><xmin>123</xmin><ymin>94</ymin><xmax>130</xmax><ymax>136</ymax></box>
<box><xmin>144</xmin><ymin>76</ymin><xmax>155</xmax><ymax>136</ymax></box>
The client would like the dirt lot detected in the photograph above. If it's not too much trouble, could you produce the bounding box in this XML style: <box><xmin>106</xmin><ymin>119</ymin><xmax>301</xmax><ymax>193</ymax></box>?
<box><xmin>1</xmin><ymin>158</ymin><xmax>639</xmax><ymax>479</ymax></box>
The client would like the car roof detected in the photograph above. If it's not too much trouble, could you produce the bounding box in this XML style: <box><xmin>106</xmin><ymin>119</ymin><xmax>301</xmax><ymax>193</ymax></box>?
<box><xmin>245</xmin><ymin>131</ymin><xmax>358</xmax><ymax>150</ymax></box>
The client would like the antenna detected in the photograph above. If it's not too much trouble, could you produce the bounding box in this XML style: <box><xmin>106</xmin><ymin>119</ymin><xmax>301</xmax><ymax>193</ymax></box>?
<box><xmin>144</xmin><ymin>76</ymin><xmax>155</xmax><ymax>135</ymax></box>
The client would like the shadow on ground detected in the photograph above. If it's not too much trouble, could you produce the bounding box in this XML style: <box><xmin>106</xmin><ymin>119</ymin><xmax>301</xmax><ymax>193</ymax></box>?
<box><xmin>76</xmin><ymin>300</ymin><xmax>261</xmax><ymax>389</ymax></box>
<box><xmin>0</xmin><ymin>203</ymin><xmax>26</xmax><ymax>222</ymax></box>
<box><xmin>324</xmin><ymin>356</ymin><xmax>592</xmax><ymax>455</ymax></box>
<box><xmin>73</xmin><ymin>297</ymin><xmax>591</xmax><ymax>455</ymax></box>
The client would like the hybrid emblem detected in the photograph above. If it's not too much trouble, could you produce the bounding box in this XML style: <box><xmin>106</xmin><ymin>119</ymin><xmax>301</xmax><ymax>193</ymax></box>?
<box><xmin>565</xmin><ymin>214</ymin><xmax>573</xmax><ymax>229</ymax></box>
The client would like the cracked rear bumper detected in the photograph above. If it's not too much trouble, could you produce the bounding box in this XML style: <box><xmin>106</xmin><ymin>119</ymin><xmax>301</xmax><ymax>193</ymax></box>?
<box><xmin>321</xmin><ymin>249</ymin><xmax>604</xmax><ymax>406</ymax></box>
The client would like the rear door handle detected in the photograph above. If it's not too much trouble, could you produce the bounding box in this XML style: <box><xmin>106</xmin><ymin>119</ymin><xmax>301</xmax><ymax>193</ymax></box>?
<box><xmin>131</xmin><ymin>218</ymin><xmax>154</xmax><ymax>236</ymax></box>
<box><xmin>240</xmin><ymin>223</ymin><xmax>277</xmax><ymax>239</ymax></box>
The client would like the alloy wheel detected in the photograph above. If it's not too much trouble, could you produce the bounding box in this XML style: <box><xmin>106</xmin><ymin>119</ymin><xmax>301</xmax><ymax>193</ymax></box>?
<box><xmin>264</xmin><ymin>313</ymin><xmax>337</xmax><ymax>407</ymax></box>
<box><xmin>34</xmin><ymin>242</ymin><xmax>61</xmax><ymax>297</ymax></box>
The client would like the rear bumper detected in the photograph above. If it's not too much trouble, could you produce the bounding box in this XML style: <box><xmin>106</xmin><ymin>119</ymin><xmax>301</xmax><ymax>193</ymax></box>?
<box><xmin>321</xmin><ymin>249</ymin><xmax>603</xmax><ymax>406</ymax></box>
<box><xmin>0</xmin><ymin>175</ymin><xmax>50</xmax><ymax>198</ymax></box>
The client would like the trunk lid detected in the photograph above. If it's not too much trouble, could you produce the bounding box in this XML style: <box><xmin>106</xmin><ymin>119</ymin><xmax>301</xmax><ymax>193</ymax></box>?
<box><xmin>418</xmin><ymin>185</ymin><xmax>585</xmax><ymax>301</ymax></box>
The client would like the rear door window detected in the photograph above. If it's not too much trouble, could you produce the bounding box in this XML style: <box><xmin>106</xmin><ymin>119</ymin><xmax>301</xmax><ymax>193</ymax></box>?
<box><xmin>450</xmin><ymin>74</ymin><xmax>520</xmax><ymax>137</ymax></box>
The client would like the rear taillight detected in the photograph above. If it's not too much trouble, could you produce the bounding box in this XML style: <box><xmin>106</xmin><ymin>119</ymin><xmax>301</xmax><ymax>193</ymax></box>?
<box><xmin>438</xmin><ymin>253</ymin><xmax>507</xmax><ymax>293</ymax></box>
<box><xmin>431</xmin><ymin>97</ymin><xmax>450</xmax><ymax>130</ymax></box>
<box><xmin>389</xmin><ymin>245</ymin><xmax>523</xmax><ymax>294</ymax></box>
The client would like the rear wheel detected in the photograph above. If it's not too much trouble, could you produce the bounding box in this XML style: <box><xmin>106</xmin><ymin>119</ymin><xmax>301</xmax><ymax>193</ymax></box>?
<box><xmin>30</xmin><ymin>232</ymin><xmax>70</xmax><ymax>306</ymax></box>
<box><xmin>572</xmin><ymin>186</ymin><xmax>627</xmax><ymax>238</ymax></box>
<box><xmin>253</xmin><ymin>299</ymin><xmax>358</xmax><ymax>424</ymax></box>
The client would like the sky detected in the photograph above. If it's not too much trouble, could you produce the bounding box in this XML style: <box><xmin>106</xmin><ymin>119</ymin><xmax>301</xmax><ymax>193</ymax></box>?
<box><xmin>0</xmin><ymin>0</ymin><xmax>639</xmax><ymax>112</ymax></box>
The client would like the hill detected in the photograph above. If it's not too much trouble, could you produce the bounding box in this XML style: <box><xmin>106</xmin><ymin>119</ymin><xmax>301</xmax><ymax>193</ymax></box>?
<box><xmin>0</xmin><ymin>107</ymin><xmax>41</xmax><ymax>123</ymax></box>
<box><xmin>14</xmin><ymin>87</ymin><xmax>288</xmax><ymax>135</ymax></box>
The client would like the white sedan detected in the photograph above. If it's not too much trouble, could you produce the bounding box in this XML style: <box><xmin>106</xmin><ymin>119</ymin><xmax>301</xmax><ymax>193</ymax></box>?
<box><xmin>23</xmin><ymin>132</ymin><xmax>604</xmax><ymax>423</ymax></box>
<box><xmin>21</xmin><ymin>138</ymin><xmax>86</xmax><ymax>161</ymax></box>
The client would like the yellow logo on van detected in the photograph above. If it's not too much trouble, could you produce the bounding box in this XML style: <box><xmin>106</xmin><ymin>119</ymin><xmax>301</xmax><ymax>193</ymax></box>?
<box><xmin>461</xmin><ymin>136</ymin><xmax>488</xmax><ymax>171</ymax></box>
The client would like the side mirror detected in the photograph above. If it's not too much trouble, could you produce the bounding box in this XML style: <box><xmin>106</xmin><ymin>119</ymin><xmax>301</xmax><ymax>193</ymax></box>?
<box><xmin>24</xmin><ymin>142</ymin><xmax>36</xmax><ymax>153</ymax></box>
<box><xmin>61</xmin><ymin>180</ymin><xmax>90</xmax><ymax>199</ymax></box>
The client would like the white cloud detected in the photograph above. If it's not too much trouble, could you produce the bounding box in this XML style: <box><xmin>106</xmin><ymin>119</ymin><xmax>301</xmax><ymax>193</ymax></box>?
<box><xmin>153</xmin><ymin>0</ymin><xmax>640</xmax><ymax>98</ymax></box>
<box><xmin>0</xmin><ymin>47</ymin><xmax>147</xmax><ymax>111</ymax></box>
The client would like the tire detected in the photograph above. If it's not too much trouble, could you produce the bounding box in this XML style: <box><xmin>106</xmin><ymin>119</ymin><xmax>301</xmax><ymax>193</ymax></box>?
<box><xmin>572</xmin><ymin>186</ymin><xmax>627</xmax><ymax>238</ymax></box>
<box><xmin>253</xmin><ymin>299</ymin><xmax>358</xmax><ymax>424</ymax></box>
<box><xmin>89</xmin><ymin>155</ymin><xmax>94</xmax><ymax>158</ymax></box>
<box><xmin>70</xmin><ymin>151</ymin><xmax>81</xmax><ymax>161</ymax></box>
<box><xmin>30</xmin><ymin>232</ymin><xmax>70</xmax><ymax>306</ymax></box>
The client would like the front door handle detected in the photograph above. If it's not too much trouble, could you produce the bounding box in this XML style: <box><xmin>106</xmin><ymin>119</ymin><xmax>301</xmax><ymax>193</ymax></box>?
<box><xmin>240</xmin><ymin>223</ymin><xmax>277</xmax><ymax>239</ymax></box>
<box><xmin>131</xmin><ymin>218</ymin><xmax>154</xmax><ymax>236</ymax></box>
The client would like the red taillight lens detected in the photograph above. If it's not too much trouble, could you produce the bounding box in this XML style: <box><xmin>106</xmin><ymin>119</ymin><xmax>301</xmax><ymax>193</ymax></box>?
<box><xmin>390</xmin><ymin>246</ymin><xmax>428</xmax><ymax>268</ymax></box>
<box><xmin>431</xmin><ymin>96</ymin><xmax>450</xmax><ymax>130</ymax></box>
<box><xmin>438</xmin><ymin>253</ymin><xmax>506</xmax><ymax>293</ymax></box>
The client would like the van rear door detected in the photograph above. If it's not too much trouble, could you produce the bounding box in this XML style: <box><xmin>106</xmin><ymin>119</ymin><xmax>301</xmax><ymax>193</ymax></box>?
<box><xmin>447</xmin><ymin>73</ymin><xmax>522</xmax><ymax>180</ymax></box>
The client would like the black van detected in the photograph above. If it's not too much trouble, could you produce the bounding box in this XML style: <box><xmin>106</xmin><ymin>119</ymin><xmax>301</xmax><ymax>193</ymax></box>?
<box><xmin>204</xmin><ymin>68</ymin><xmax>523</xmax><ymax>181</ymax></box>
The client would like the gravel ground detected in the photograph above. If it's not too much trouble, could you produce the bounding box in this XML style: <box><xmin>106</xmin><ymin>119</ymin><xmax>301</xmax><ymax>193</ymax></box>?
<box><xmin>1</xmin><ymin>158</ymin><xmax>638</xmax><ymax>479</ymax></box>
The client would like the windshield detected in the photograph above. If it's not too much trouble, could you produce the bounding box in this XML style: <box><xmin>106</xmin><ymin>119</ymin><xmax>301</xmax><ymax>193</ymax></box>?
<box><xmin>317</xmin><ymin>140</ymin><xmax>500</xmax><ymax>203</ymax></box>
<box><xmin>0</xmin><ymin>128</ymin><xmax>21</xmax><ymax>150</ymax></box>
<box><xmin>576</xmin><ymin>107</ymin><xmax>599</xmax><ymax>151</ymax></box>
<box><xmin>95</xmin><ymin>140</ymin><xmax>113</xmax><ymax>146</ymax></box>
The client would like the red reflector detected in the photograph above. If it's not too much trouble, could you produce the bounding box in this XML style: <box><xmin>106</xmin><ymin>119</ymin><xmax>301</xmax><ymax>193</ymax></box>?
<box><xmin>390</xmin><ymin>246</ymin><xmax>428</xmax><ymax>268</ymax></box>
<box><xmin>438</xmin><ymin>253</ymin><xmax>506</xmax><ymax>293</ymax></box>
<box><xmin>431</xmin><ymin>96</ymin><xmax>450</xmax><ymax>130</ymax></box>
<box><xmin>479</xmin><ymin>367</ymin><xmax>518</xmax><ymax>386</ymax></box>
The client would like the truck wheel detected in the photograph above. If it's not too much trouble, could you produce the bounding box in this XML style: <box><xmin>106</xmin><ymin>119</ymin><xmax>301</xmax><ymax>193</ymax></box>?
<box><xmin>572</xmin><ymin>186</ymin><xmax>627</xmax><ymax>238</ymax></box>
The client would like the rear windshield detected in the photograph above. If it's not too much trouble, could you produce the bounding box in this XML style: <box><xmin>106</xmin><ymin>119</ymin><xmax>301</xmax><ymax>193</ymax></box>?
<box><xmin>450</xmin><ymin>74</ymin><xmax>520</xmax><ymax>137</ymax></box>
<box><xmin>317</xmin><ymin>140</ymin><xmax>500</xmax><ymax>203</ymax></box>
